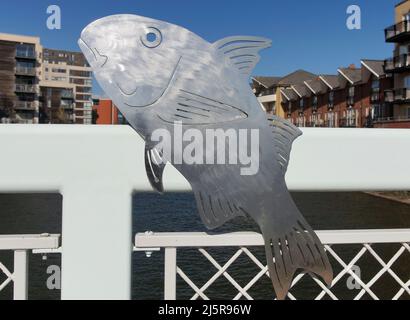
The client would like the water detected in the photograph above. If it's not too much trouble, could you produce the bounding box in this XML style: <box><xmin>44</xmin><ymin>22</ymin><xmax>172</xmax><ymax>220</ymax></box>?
<box><xmin>0</xmin><ymin>192</ymin><xmax>409</xmax><ymax>300</ymax></box>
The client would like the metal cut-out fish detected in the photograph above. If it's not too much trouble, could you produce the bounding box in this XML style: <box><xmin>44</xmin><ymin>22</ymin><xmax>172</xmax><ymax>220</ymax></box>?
<box><xmin>79</xmin><ymin>14</ymin><xmax>333</xmax><ymax>299</ymax></box>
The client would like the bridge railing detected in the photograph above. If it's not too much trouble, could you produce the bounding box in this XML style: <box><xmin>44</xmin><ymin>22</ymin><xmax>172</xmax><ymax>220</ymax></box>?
<box><xmin>0</xmin><ymin>125</ymin><xmax>409</xmax><ymax>299</ymax></box>
<box><xmin>134</xmin><ymin>230</ymin><xmax>410</xmax><ymax>300</ymax></box>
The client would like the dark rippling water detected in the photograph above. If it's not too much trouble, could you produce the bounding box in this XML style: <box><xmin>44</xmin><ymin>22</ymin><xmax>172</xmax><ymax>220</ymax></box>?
<box><xmin>0</xmin><ymin>192</ymin><xmax>409</xmax><ymax>300</ymax></box>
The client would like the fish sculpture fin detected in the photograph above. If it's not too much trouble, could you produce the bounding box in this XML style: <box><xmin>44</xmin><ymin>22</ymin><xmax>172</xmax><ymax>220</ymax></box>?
<box><xmin>157</xmin><ymin>89</ymin><xmax>248</xmax><ymax>125</ymax></box>
<box><xmin>192</xmin><ymin>188</ymin><xmax>246</xmax><ymax>230</ymax></box>
<box><xmin>144</xmin><ymin>144</ymin><xmax>166</xmax><ymax>193</ymax></box>
<box><xmin>261</xmin><ymin>213</ymin><xmax>333</xmax><ymax>300</ymax></box>
<box><xmin>213</xmin><ymin>36</ymin><xmax>272</xmax><ymax>78</ymax></box>
<box><xmin>268</xmin><ymin>115</ymin><xmax>303</xmax><ymax>175</ymax></box>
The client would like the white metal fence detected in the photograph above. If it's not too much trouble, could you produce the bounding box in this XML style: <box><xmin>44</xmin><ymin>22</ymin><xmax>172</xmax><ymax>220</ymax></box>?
<box><xmin>0</xmin><ymin>234</ymin><xmax>60</xmax><ymax>300</ymax></box>
<box><xmin>135</xmin><ymin>230</ymin><xmax>410</xmax><ymax>300</ymax></box>
<box><xmin>0</xmin><ymin>230</ymin><xmax>408</xmax><ymax>300</ymax></box>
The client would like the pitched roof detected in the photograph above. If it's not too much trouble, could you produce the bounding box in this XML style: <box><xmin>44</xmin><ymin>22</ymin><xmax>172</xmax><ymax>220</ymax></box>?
<box><xmin>278</xmin><ymin>69</ymin><xmax>317</xmax><ymax>86</ymax></box>
<box><xmin>361</xmin><ymin>60</ymin><xmax>385</xmax><ymax>78</ymax></box>
<box><xmin>338</xmin><ymin>67</ymin><xmax>362</xmax><ymax>84</ymax></box>
<box><xmin>280</xmin><ymin>88</ymin><xmax>298</xmax><ymax>101</ymax></box>
<box><xmin>292</xmin><ymin>84</ymin><xmax>311</xmax><ymax>97</ymax></box>
<box><xmin>319</xmin><ymin>75</ymin><xmax>340</xmax><ymax>90</ymax></box>
<box><xmin>252</xmin><ymin>76</ymin><xmax>282</xmax><ymax>88</ymax></box>
<box><xmin>304</xmin><ymin>78</ymin><xmax>326</xmax><ymax>94</ymax></box>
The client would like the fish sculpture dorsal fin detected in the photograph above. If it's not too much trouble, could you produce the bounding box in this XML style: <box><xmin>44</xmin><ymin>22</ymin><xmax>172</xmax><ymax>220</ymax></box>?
<box><xmin>268</xmin><ymin>115</ymin><xmax>303</xmax><ymax>174</ymax></box>
<box><xmin>213</xmin><ymin>36</ymin><xmax>272</xmax><ymax>78</ymax></box>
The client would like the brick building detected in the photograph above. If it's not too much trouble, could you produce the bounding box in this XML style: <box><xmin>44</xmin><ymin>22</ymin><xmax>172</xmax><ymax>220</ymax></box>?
<box><xmin>253</xmin><ymin>1</ymin><xmax>410</xmax><ymax>129</ymax></box>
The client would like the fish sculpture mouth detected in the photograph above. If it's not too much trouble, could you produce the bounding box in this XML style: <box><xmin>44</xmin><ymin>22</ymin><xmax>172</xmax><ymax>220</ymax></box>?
<box><xmin>79</xmin><ymin>38</ymin><xmax>181</xmax><ymax>108</ymax></box>
<box><xmin>78</xmin><ymin>38</ymin><xmax>108</xmax><ymax>68</ymax></box>
<box><xmin>119</xmin><ymin>56</ymin><xmax>182</xmax><ymax>108</ymax></box>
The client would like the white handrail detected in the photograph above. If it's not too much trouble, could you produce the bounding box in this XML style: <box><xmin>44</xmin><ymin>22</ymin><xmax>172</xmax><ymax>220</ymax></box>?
<box><xmin>135</xmin><ymin>229</ymin><xmax>410</xmax><ymax>248</ymax></box>
<box><xmin>0</xmin><ymin>125</ymin><xmax>409</xmax><ymax>299</ymax></box>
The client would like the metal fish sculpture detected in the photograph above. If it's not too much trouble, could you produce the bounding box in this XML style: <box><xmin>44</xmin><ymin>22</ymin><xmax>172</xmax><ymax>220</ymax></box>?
<box><xmin>79</xmin><ymin>14</ymin><xmax>333</xmax><ymax>299</ymax></box>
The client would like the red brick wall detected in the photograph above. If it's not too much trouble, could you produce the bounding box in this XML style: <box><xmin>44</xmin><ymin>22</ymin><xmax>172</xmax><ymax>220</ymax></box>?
<box><xmin>374</xmin><ymin>121</ymin><xmax>410</xmax><ymax>128</ymax></box>
<box><xmin>93</xmin><ymin>99</ymin><xmax>119</xmax><ymax>125</ymax></box>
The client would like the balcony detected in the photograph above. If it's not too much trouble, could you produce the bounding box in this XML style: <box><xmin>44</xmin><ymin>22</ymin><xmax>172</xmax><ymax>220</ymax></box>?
<box><xmin>339</xmin><ymin>118</ymin><xmax>357</xmax><ymax>128</ymax></box>
<box><xmin>14</xmin><ymin>84</ymin><xmax>37</xmax><ymax>93</ymax></box>
<box><xmin>15</xmin><ymin>66</ymin><xmax>36</xmax><ymax>76</ymax></box>
<box><xmin>385</xmin><ymin>88</ymin><xmax>410</xmax><ymax>104</ymax></box>
<box><xmin>384</xmin><ymin>54</ymin><xmax>410</xmax><ymax>73</ymax></box>
<box><xmin>60</xmin><ymin>102</ymin><xmax>74</xmax><ymax>109</ymax></box>
<box><xmin>15</xmin><ymin>50</ymin><xmax>37</xmax><ymax>60</ymax></box>
<box><xmin>60</xmin><ymin>90</ymin><xmax>74</xmax><ymax>99</ymax></box>
<box><xmin>374</xmin><ymin>116</ymin><xmax>410</xmax><ymax>123</ymax></box>
<box><xmin>14</xmin><ymin>101</ymin><xmax>36</xmax><ymax>110</ymax></box>
<box><xmin>371</xmin><ymin>90</ymin><xmax>381</xmax><ymax>103</ymax></box>
<box><xmin>385</xmin><ymin>20</ymin><xmax>410</xmax><ymax>43</ymax></box>
<box><xmin>0</xmin><ymin>126</ymin><xmax>409</xmax><ymax>300</ymax></box>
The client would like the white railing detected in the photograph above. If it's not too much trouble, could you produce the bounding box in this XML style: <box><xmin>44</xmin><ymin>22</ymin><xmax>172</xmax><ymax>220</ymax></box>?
<box><xmin>0</xmin><ymin>125</ymin><xmax>409</xmax><ymax>299</ymax></box>
<box><xmin>135</xmin><ymin>230</ymin><xmax>410</xmax><ymax>300</ymax></box>
<box><xmin>0</xmin><ymin>234</ymin><xmax>60</xmax><ymax>300</ymax></box>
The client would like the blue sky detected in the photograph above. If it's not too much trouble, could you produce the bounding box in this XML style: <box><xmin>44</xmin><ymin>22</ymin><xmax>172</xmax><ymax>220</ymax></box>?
<box><xmin>0</xmin><ymin>0</ymin><xmax>398</xmax><ymax>95</ymax></box>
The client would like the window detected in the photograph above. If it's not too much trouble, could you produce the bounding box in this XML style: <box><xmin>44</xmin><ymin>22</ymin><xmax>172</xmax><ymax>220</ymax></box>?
<box><xmin>313</xmin><ymin>96</ymin><xmax>318</xmax><ymax>107</ymax></box>
<box><xmin>348</xmin><ymin>86</ymin><xmax>355</xmax><ymax>97</ymax></box>
<box><xmin>16</xmin><ymin>61</ymin><xmax>35</xmax><ymax>68</ymax></box>
<box><xmin>372</xmin><ymin>80</ymin><xmax>380</xmax><ymax>90</ymax></box>
<box><xmin>407</xmin><ymin>107</ymin><xmax>410</xmax><ymax>119</ymax></box>
<box><xmin>51</xmin><ymin>76</ymin><xmax>67</xmax><ymax>82</ymax></box>
<box><xmin>400</xmin><ymin>45</ymin><xmax>409</xmax><ymax>55</ymax></box>
<box><xmin>329</xmin><ymin>91</ymin><xmax>334</xmax><ymax>106</ymax></box>
<box><xmin>299</xmin><ymin>98</ymin><xmax>304</xmax><ymax>109</ymax></box>
<box><xmin>297</xmin><ymin>114</ymin><xmax>305</xmax><ymax>127</ymax></box>
<box><xmin>327</xmin><ymin>111</ymin><xmax>335</xmax><ymax>128</ymax></box>
<box><xmin>16</xmin><ymin>44</ymin><xmax>35</xmax><ymax>58</ymax></box>
<box><xmin>52</xmin><ymin>68</ymin><xmax>66</xmax><ymax>74</ymax></box>
<box><xmin>347</xmin><ymin>107</ymin><xmax>356</xmax><ymax>127</ymax></box>
<box><xmin>405</xmin><ymin>76</ymin><xmax>410</xmax><ymax>89</ymax></box>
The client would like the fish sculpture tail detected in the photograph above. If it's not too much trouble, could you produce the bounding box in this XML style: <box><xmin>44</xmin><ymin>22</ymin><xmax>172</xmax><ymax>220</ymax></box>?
<box><xmin>260</xmin><ymin>201</ymin><xmax>333</xmax><ymax>300</ymax></box>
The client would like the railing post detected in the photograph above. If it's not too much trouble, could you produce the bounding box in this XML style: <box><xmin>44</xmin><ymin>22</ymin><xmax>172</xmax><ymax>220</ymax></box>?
<box><xmin>13</xmin><ymin>250</ymin><xmax>28</xmax><ymax>300</ymax></box>
<box><xmin>164</xmin><ymin>247</ymin><xmax>177</xmax><ymax>300</ymax></box>
<box><xmin>61</xmin><ymin>187</ymin><xmax>132</xmax><ymax>300</ymax></box>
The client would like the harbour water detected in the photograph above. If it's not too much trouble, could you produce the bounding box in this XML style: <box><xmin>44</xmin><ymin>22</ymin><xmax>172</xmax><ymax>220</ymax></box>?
<box><xmin>0</xmin><ymin>192</ymin><xmax>409</xmax><ymax>300</ymax></box>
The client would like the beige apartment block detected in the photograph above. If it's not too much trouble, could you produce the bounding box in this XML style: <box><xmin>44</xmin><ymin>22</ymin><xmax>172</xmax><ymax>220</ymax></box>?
<box><xmin>42</xmin><ymin>48</ymin><xmax>93</xmax><ymax>124</ymax></box>
<box><xmin>0</xmin><ymin>32</ymin><xmax>93</xmax><ymax>124</ymax></box>
<box><xmin>0</xmin><ymin>33</ymin><xmax>42</xmax><ymax>124</ymax></box>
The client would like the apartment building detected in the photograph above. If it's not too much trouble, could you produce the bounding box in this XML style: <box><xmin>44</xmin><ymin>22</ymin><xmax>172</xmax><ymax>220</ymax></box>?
<box><xmin>383</xmin><ymin>0</ymin><xmax>410</xmax><ymax>128</ymax></box>
<box><xmin>0</xmin><ymin>33</ymin><xmax>42</xmax><ymax>124</ymax></box>
<box><xmin>0</xmin><ymin>33</ymin><xmax>92</xmax><ymax>124</ymax></box>
<box><xmin>253</xmin><ymin>63</ymin><xmax>392</xmax><ymax>128</ymax></box>
<box><xmin>252</xmin><ymin>76</ymin><xmax>281</xmax><ymax>114</ymax></box>
<box><xmin>42</xmin><ymin>48</ymin><xmax>93</xmax><ymax>124</ymax></box>
<box><xmin>252</xmin><ymin>1</ymin><xmax>410</xmax><ymax>129</ymax></box>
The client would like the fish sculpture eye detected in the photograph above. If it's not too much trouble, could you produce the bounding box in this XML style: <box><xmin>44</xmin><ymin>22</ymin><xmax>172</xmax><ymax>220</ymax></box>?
<box><xmin>141</xmin><ymin>27</ymin><xmax>162</xmax><ymax>48</ymax></box>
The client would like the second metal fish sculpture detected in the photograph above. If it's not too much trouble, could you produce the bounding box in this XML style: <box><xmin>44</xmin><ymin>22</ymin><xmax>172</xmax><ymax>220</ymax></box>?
<box><xmin>79</xmin><ymin>14</ymin><xmax>333</xmax><ymax>299</ymax></box>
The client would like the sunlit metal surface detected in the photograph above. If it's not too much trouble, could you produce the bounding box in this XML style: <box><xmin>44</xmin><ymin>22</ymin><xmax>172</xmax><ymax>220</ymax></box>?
<box><xmin>79</xmin><ymin>14</ymin><xmax>333</xmax><ymax>299</ymax></box>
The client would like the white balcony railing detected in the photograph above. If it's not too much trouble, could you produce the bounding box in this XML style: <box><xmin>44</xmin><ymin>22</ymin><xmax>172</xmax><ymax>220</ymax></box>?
<box><xmin>0</xmin><ymin>125</ymin><xmax>409</xmax><ymax>300</ymax></box>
